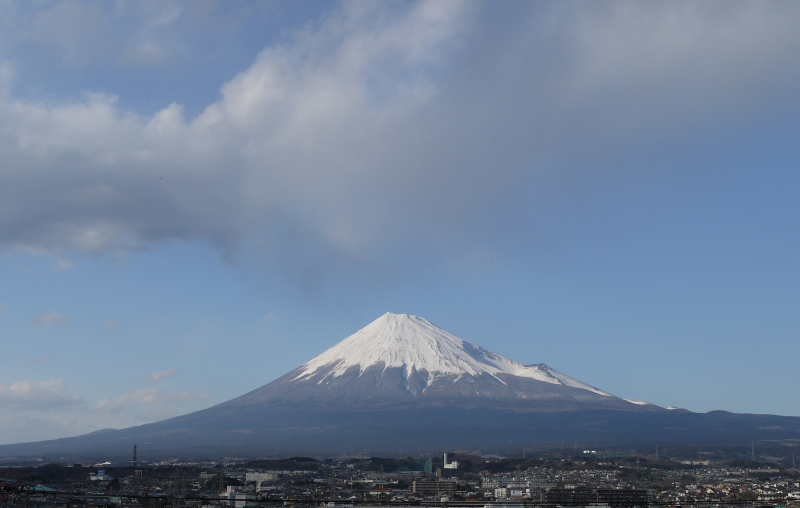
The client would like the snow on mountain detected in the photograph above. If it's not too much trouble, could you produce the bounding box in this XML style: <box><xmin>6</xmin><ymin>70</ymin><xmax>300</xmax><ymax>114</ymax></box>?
<box><xmin>293</xmin><ymin>312</ymin><xmax>611</xmax><ymax>396</ymax></box>
<box><xmin>624</xmin><ymin>399</ymin><xmax>654</xmax><ymax>406</ymax></box>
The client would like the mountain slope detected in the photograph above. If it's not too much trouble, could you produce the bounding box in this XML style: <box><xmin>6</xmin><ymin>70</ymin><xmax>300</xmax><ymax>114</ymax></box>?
<box><xmin>2</xmin><ymin>312</ymin><xmax>799</xmax><ymax>458</ymax></box>
<box><xmin>214</xmin><ymin>312</ymin><xmax>650</xmax><ymax>412</ymax></box>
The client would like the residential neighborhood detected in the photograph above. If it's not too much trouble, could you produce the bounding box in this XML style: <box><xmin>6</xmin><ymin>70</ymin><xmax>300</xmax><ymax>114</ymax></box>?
<box><xmin>2</xmin><ymin>451</ymin><xmax>799</xmax><ymax>508</ymax></box>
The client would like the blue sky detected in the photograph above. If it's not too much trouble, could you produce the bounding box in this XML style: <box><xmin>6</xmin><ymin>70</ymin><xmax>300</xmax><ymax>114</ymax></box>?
<box><xmin>1</xmin><ymin>1</ymin><xmax>799</xmax><ymax>445</ymax></box>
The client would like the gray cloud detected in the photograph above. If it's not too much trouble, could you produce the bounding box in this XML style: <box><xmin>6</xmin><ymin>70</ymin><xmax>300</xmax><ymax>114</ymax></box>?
<box><xmin>1</xmin><ymin>2</ymin><xmax>798</xmax><ymax>285</ymax></box>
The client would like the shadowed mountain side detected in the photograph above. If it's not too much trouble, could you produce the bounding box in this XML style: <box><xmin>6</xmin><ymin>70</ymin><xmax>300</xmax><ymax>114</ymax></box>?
<box><xmin>2</xmin><ymin>409</ymin><xmax>800</xmax><ymax>459</ymax></box>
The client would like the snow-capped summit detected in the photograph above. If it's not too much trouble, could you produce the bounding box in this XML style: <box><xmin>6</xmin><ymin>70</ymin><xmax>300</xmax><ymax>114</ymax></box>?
<box><xmin>218</xmin><ymin>311</ymin><xmax>660</xmax><ymax>415</ymax></box>
<box><xmin>293</xmin><ymin>312</ymin><xmax>610</xmax><ymax>396</ymax></box>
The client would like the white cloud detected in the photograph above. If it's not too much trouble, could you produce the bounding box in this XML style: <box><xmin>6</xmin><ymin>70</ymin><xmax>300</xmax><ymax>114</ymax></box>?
<box><xmin>0</xmin><ymin>2</ymin><xmax>798</xmax><ymax>284</ymax></box>
<box><xmin>0</xmin><ymin>378</ymin><xmax>83</xmax><ymax>410</ymax></box>
<box><xmin>146</xmin><ymin>369</ymin><xmax>176</xmax><ymax>382</ymax></box>
<box><xmin>31</xmin><ymin>311</ymin><xmax>71</xmax><ymax>326</ymax></box>
<box><xmin>100</xmin><ymin>319</ymin><xmax>122</xmax><ymax>328</ymax></box>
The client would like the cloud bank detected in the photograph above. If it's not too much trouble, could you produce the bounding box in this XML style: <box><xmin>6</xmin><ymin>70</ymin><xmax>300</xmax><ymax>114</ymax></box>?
<box><xmin>1</xmin><ymin>1</ymin><xmax>799</xmax><ymax>285</ymax></box>
<box><xmin>0</xmin><ymin>378</ymin><xmax>210</xmax><ymax>444</ymax></box>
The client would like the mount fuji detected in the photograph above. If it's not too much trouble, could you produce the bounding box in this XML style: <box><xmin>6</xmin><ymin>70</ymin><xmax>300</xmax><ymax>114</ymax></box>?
<box><xmin>295</xmin><ymin>312</ymin><xmax>612</xmax><ymax>396</ymax></box>
<box><xmin>223</xmin><ymin>312</ymin><xmax>645</xmax><ymax>413</ymax></box>
<box><xmin>2</xmin><ymin>312</ymin><xmax>799</xmax><ymax>458</ymax></box>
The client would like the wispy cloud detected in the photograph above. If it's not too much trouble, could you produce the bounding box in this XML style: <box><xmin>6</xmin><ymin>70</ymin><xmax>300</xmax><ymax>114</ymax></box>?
<box><xmin>146</xmin><ymin>369</ymin><xmax>176</xmax><ymax>382</ymax></box>
<box><xmin>0</xmin><ymin>378</ymin><xmax>83</xmax><ymax>410</ymax></box>
<box><xmin>31</xmin><ymin>311</ymin><xmax>71</xmax><ymax>327</ymax></box>
<box><xmin>100</xmin><ymin>319</ymin><xmax>122</xmax><ymax>328</ymax></box>
<box><xmin>93</xmin><ymin>386</ymin><xmax>210</xmax><ymax>421</ymax></box>
<box><xmin>52</xmin><ymin>257</ymin><xmax>73</xmax><ymax>273</ymax></box>
<box><xmin>0</xmin><ymin>380</ymin><xmax>208</xmax><ymax>444</ymax></box>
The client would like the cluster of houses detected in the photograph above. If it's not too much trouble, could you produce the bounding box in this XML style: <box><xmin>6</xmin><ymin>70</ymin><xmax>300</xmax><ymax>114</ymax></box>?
<box><xmin>2</xmin><ymin>454</ymin><xmax>799</xmax><ymax>508</ymax></box>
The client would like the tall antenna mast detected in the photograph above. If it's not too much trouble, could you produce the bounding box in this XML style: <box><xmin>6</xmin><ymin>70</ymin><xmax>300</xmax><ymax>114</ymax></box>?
<box><xmin>751</xmin><ymin>441</ymin><xmax>756</xmax><ymax>462</ymax></box>
<box><xmin>133</xmin><ymin>445</ymin><xmax>137</xmax><ymax>468</ymax></box>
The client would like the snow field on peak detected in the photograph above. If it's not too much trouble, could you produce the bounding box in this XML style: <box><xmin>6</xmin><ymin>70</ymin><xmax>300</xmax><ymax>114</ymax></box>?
<box><xmin>292</xmin><ymin>312</ymin><xmax>611</xmax><ymax>397</ymax></box>
<box><xmin>624</xmin><ymin>399</ymin><xmax>653</xmax><ymax>406</ymax></box>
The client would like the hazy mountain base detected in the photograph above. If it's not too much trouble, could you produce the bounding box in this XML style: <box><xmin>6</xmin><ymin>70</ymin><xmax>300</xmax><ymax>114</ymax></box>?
<box><xmin>2</xmin><ymin>408</ymin><xmax>799</xmax><ymax>460</ymax></box>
